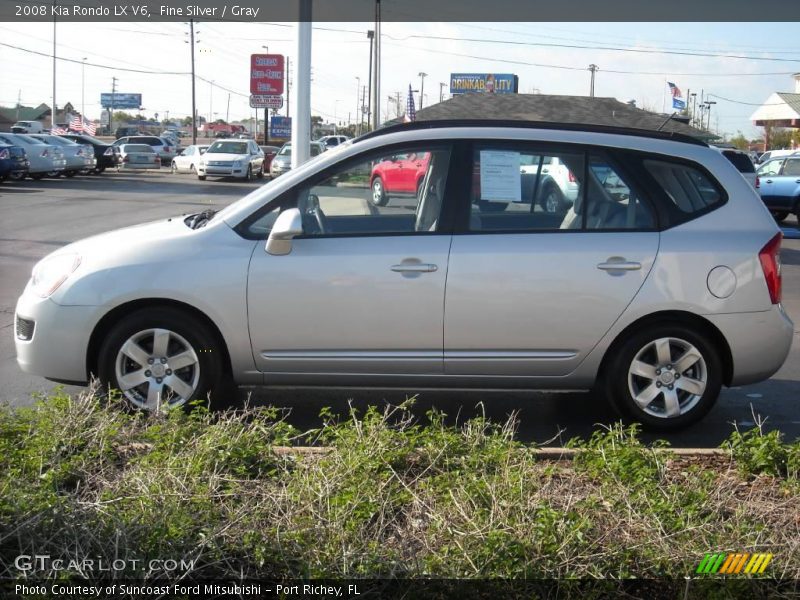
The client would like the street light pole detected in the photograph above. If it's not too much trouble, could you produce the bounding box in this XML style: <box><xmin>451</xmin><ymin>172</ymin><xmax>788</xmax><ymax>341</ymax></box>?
<box><xmin>371</xmin><ymin>0</ymin><xmax>381</xmax><ymax>130</ymax></box>
<box><xmin>189</xmin><ymin>19</ymin><xmax>197</xmax><ymax>145</ymax></box>
<box><xmin>52</xmin><ymin>1</ymin><xmax>57</xmax><ymax>129</ymax></box>
<box><xmin>354</xmin><ymin>76</ymin><xmax>360</xmax><ymax>136</ymax></box>
<box><xmin>366</xmin><ymin>30</ymin><xmax>374</xmax><ymax>131</ymax></box>
<box><xmin>439</xmin><ymin>82</ymin><xmax>446</xmax><ymax>103</ymax></box>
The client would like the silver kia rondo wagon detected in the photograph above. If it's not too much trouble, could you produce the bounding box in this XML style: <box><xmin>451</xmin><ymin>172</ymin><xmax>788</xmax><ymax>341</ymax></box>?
<box><xmin>14</xmin><ymin>121</ymin><xmax>793</xmax><ymax>430</ymax></box>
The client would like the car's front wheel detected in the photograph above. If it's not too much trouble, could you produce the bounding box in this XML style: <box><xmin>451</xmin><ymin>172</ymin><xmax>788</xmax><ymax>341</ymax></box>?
<box><xmin>97</xmin><ymin>308</ymin><xmax>228</xmax><ymax>411</ymax></box>
<box><xmin>603</xmin><ymin>323</ymin><xmax>722</xmax><ymax>431</ymax></box>
<box><xmin>370</xmin><ymin>177</ymin><xmax>388</xmax><ymax>206</ymax></box>
<box><xmin>256</xmin><ymin>163</ymin><xmax>264</xmax><ymax>179</ymax></box>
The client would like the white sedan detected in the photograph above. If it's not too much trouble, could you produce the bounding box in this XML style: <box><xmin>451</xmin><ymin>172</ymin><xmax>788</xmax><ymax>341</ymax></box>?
<box><xmin>170</xmin><ymin>145</ymin><xmax>209</xmax><ymax>174</ymax></box>
<box><xmin>197</xmin><ymin>139</ymin><xmax>265</xmax><ymax>181</ymax></box>
<box><xmin>118</xmin><ymin>144</ymin><xmax>161</xmax><ymax>171</ymax></box>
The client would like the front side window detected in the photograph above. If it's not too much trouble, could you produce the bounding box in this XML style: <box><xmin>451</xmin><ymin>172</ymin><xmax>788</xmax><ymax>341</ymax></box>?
<box><xmin>244</xmin><ymin>145</ymin><xmax>451</xmax><ymax>238</ymax></box>
<box><xmin>757</xmin><ymin>159</ymin><xmax>783</xmax><ymax>177</ymax></box>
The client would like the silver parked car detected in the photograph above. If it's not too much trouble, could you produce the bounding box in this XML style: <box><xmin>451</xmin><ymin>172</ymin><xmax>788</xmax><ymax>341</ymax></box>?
<box><xmin>29</xmin><ymin>134</ymin><xmax>96</xmax><ymax>176</ymax></box>
<box><xmin>14</xmin><ymin>121</ymin><xmax>793</xmax><ymax>430</ymax></box>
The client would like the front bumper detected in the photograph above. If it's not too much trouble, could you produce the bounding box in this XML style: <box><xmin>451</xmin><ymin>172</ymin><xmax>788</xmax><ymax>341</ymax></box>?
<box><xmin>199</xmin><ymin>164</ymin><xmax>248</xmax><ymax>177</ymax></box>
<box><xmin>14</xmin><ymin>291</ymin><xmax>103</xmax><ymax>384</ymax></box>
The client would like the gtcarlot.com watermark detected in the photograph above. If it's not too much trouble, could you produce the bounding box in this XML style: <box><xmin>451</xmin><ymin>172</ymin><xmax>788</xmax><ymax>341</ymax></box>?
<box><xmin>14</xmin><ymin>553</ymin><xmax>196</xmax><ymax>575</ymax></box>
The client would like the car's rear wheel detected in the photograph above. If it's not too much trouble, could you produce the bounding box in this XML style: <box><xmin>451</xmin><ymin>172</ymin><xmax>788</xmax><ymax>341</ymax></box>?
<box><xmin>370</xmin><ymin>177</ymin><xmax>388</xmax><ymax>206</ymax></box>
<box><xmin>31</xmin><ymin>173</ymin><xmax>45</xmax><ymax>181</ymax></box>
<box><xmin>603</xmin><ymin>323</ymin><xmax>722</xmax><ymax>431</ymax></box>
<box><xmin>256</xmin><ymin>164</ymin><xmax>264</xmax><ymax>179</ymax></box>
<box><xmin>772</xmin><ymin>211</ymin><xmax>789</xmax><ymax>222</ymax></box>
<box><xmin>64</xmin><ymin>170</ymin><xmax>77</xmax><ymax>178</ymax></box>
<box><xmin>171</xmin><ymin>161</ymin><xmax>178</xmax><ymax>174</ymax></box>
<box><xmin>97</xmin><ymin>308</ymin><xmax>228</xmax><ymax>411</ymax></box>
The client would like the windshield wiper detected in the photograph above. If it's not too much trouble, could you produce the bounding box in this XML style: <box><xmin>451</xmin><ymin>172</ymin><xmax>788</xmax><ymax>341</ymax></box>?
<box><xmin>185</xmin><ymin>209</ymin><xmax>217</xmax><ymax>229</ymax></box>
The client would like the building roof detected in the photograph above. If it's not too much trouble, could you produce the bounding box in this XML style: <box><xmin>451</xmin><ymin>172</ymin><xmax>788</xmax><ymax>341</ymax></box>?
<box><xmin>0</xmin><ymin>103</ymin><xmax>52</xmax><ymax>124</ymax></box>
<box><xmin>750</xmin><ymin>92</ymin><xmax>800</xmax><ymax>123</ymax></box>
<box><xmin>395</xmin><ymin>94</ymin><xmax>715</xmax><ymax>140</ymax></box>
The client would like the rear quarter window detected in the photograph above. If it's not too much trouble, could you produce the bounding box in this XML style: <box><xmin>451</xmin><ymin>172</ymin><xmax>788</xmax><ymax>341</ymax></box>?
<box><xmin>643</xmin><ymin>159</ymin><xmax>725</xmax><ymax>215</ymax></box>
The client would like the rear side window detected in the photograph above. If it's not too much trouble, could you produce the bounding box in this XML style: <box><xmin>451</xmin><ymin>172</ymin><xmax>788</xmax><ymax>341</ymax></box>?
<box><xmin>783</xmin><ymin>159</ymin><xmax>800</xmax><ymax>177</ymax></box>
<box><xmin>721</xmin><ymin>151</ymin><xmax>755</xmax><ymax>173</ymax></box>
<box><xmin>643</xmin><ymin>159</ymin><xmax>723</xmax><ymax>214</ymax></box>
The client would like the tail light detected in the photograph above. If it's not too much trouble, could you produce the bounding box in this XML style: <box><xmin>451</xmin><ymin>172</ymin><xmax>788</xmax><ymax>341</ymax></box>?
<box><xmin>41</xmin><ymin>149</ymin><xmax>50</xmax><ymax>158</ymax></box>
<box><xmin>0</xmin><ymin>149</ymin><xmax>8</xmax><ymax>160</ymax></box>
<box><xmin>568</xmin><ymin>170</ymin><xmax>576</xmax><ymax>183</ymax></box>
<box><xmin>104</xmin><ymin>147</ymin><xmax>114</xmax><ymax>156</ymax></box>
<box><xmin>759</xmin><ymin>233</ymin><xmax>783</xmax><ymax>304</ymax></box>
<box><xmin>122</xmin><ymin>155</ymin><xmax>130</xmax><ymax>163</ymax></box>
<box><xmin>755</xmin><ymin>175</ymin><xmax>760</xmax><ymax>189</ymax></box>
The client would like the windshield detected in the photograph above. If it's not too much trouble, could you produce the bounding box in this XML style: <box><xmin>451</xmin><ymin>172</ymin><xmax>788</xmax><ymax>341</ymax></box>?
<box><xmin>277</xmin><ymin>145</ymin><xmax>292</xmax><ymax>157</ymax></box>
<box><xmin>208</xmin><ymin>141</ymin><xmax>248</xmax><ymax>154</ymax></box>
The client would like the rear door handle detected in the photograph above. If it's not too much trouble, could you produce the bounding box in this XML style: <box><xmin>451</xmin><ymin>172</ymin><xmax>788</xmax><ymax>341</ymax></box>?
<box><xmin>795</xmin><ymin>179</ymin><xmax>800</xmax><ymax>184</ymax></box>
<box><xmin>597</xmin><ymin>259</ymin><xmax>641</xmax><ymax>271</ymax></box>
<box><xmin>391</xmin><ymin>263</ymin><xmax>438</xmax><ymax>273</ymax></box>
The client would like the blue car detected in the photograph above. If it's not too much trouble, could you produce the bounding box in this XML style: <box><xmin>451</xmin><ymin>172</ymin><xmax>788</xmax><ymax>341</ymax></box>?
<box><xmin>0</xmin><ymin>143</ymin><xmax>29</xmax><ymax>182</ymax></box>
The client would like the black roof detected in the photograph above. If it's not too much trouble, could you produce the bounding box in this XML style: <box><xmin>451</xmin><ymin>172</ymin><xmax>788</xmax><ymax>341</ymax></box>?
<box><xmin>360</xmin><ymin>118</ymin><xmax>706</xmax><ymax>147</ymax></box>
<box><xmin>364</xmin><ymin>94</ymin><xmax>713</xmax><ymax>146</ymax></box>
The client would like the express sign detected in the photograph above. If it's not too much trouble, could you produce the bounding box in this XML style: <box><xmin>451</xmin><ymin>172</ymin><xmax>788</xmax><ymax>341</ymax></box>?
<box><xmin>250</xmin><ymin>54</ymin><xmax>285</xmax><ymax>95</ymax></box>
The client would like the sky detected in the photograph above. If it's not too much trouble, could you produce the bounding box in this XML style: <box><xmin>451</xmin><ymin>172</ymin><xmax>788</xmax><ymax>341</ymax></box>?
<box><xmin>1</xmin><ymin>21</ymin><xmax>799</xmax><ymax>139</ymax></box>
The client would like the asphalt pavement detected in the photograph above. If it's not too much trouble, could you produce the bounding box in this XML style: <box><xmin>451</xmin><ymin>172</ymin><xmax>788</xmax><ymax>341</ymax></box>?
<box><xmin>1</xmin><ymin>170</ymin><xmax>798</xmax><ymax>447</ymax></box>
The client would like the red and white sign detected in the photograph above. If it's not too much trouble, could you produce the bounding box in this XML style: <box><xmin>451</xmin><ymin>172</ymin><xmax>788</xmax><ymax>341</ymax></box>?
<box><xmin>250</xmin><ymin>95</ymin><xmax>284</xmax><ymax>109</ymax></box>
<box><xmin>250</xmin><ymin>54</ymin><xmax>285</xmax><ymax>96</ymax></box>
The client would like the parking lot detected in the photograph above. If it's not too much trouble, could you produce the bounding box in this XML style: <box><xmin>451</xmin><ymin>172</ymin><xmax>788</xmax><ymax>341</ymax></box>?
<box><xmin>1</xmin><ymin>170</ymin><xmax>799</xmax><ymax>447</ymax></box>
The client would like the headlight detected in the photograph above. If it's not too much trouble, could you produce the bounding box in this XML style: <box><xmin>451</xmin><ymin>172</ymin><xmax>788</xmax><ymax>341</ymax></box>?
<box><xmin>30</xmin><ymin>253</ymin><xmax>81</xmax><ymax>298</ymax></box>
<box><xmin>233</xmin><ymin>160</ymin><xmax>243</xmax><ymax>168</ymax></box>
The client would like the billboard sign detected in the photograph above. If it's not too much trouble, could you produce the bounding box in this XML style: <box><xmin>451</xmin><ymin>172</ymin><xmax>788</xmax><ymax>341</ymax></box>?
<box><xmin>449</xmin><ymin>73</ymin><xmax>518</xmax><ymax>95</ymax></box>
<box><xmin>251</xmin><ymin>54</ymin><xmax>285</xmax><ymax>95</ymax></box>
<box><xmin>100</xmin><ymin>93</ymin><xmax>142</xmax><ymax>109</ymax></box>
<box><xmin>250</xmin><ymin>95</ymin><xmax>284</xmax><ymax>109</ymax></box>
<box><xmin>271</xmin><ymin>116</ymin><xmax>291</xmax><ymax>138</ymax></box>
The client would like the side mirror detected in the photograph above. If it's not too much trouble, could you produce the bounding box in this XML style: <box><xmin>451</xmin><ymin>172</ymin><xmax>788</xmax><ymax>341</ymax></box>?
<box><xmin>266</xmin><ymin>208</ymin><xmax>304</xmax><ymax>256</ymax></box>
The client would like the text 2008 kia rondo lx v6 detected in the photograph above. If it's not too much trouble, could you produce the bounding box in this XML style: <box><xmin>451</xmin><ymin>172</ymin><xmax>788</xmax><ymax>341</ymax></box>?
<box><xmin>14</xmin><ymin>121</ymin><xmax>793</xmax><ymax>430</ymax></box>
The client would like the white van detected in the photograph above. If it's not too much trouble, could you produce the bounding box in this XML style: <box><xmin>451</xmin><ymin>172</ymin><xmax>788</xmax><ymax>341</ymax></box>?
<box><xmin>758</xmin><ymin>149</ymin><xmax>797</xmax><ymax>165</ymax></box>
<box><xmin>11</xmin><ymin>121</ymin><xmax>44</xmax><ymax>134</ymax></box>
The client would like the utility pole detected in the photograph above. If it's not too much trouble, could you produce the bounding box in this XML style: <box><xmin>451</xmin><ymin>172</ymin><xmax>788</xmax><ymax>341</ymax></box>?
<box><xmin>704</xmin><ymin>101</ymin><xmax>716</xmax><ymax>131</ymax></box>
<box><xmin>189</xmin><ymin>19</ymin><xmax>197</xmax><ymax>145</ymax></box>
<box><xmin>209</xmin><ymin>80</ymin><xmax>213</xmax><ymax>126</ymax></box>
<box><xmin>354</xmin><ymin>76</ymin><xmax>360</xmax><ymax>136</ymax></box>
<box><xmin>418</xmin><ymin>72</ymin><xmax>427</xmax><ymax>109</ymax></box>
<box><xmin>16</xmin><ymin>90</ymin><xmax>21</xmax><ymax>121</ymax></box>
<box><xmin>226</xmin><ymin>93</ymin><xmax>230</xmax><ymax>124</ymax></box>
<box><xmin>291</xmin><ymin>0</ymin><xmax>311</xmax><ymax>168</ymax></box>
<box><xmin>286</xmin><ymin>56</ymin><xmax>291</xmax><ymax>118</ymax></box>
<box><xmin>439</xmin><ymin>82</ymin><xmax>446</xmax><ymax>103</ymax></box>
<box><xmin>110</xmin><ymin>76</ymin><xmax>117</xmax><ymax>133</ymax></box>
<box><xmin>81</xmin><ymin>57</ymin><xmax>87</xmax><ymax>121</ymax></box>
<box><xmin>361</xmin><ymin>85</ymin><xmax>367</xmax><ymax>134</ymax></box>
<box><xmin>371</xmin><ymin>1</ymin><xmax>381</xmax><ymax>130</ymax></box>
<box><xmin>52</xmin><ymin>1</ymin><xmax>57</xmax><ymax>129</ymax></box>
<box><xmin>366</xmin><ymin>30</ymin><xmax>374</xmax><ymax>131</ymax></box>
<box><xmin>588</xmin><ymin>64</ymin><xmax>598</xmax><ymax>98</ymax></box>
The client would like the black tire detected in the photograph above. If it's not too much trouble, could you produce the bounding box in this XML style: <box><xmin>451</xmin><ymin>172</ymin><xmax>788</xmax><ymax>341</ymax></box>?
<box><xmin>95</xmin><ymin>166</ymin><xmax>106</xmax><ymax>175</ymax></box>
<box><xmin>31</xmin><ymin>173</ymin><xmax>45</xmax><ymax>181</ymax></box>
<box><xmin>370</xmin><ymin>176</ymin><xmax>388</xmax><ymax>206</ymax></box>
<box><xmin>171</xmin><ymin>161</ymin><xmax>178</xmax><ymax>174</ymax></box>
<box><xmin>9</xmin><ymin>172</ymin><xmax>25</xmax><ymax>181</ymax></box>
<box><xmin>602</xmin><ymin>322</ymin><xmax>723</xmax><ymax>431</ymax></box>
<box><xmin>772</xmin><ymin>211</ymin><xmax>789</xmax><ymax>223</ymax></box>
<box><xmin>256</xmin><ymin>164</ymin><xmax>264</xmax><ymax>179</ymax></box>
<box><xmin>97</xmin><ymin>307</ymin><xmax>230</xmax><ymax>412</ymax></box>
<box><xmin>198</xmin><ymin>174</ymin><xmax>207</xmax><ymax>181</ymax></box>
<box><xmin>64</xmin><ymin>170</ymin><xmax>77</xmax><ymax>178</ymax></box>
<box><xmin>244</xmin><ymin>166</ymin><xmax>253</xmax><ymax>182</ymax></box>
<box><xmin>540</xmin><ymin>184</ymin><xmax>565</xmax><ymax>213</ymax></box>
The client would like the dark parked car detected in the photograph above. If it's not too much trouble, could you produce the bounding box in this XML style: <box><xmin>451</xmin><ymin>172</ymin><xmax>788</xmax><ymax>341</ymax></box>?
<box><xmin>0</xmin><ymin>143</ymin><xmax>30</xmax><ymax>181</ymax></box>
<box><xmin>59</xmin><ymin>133</ymin><xmax>121</xmax><ymax>173</ymax></box>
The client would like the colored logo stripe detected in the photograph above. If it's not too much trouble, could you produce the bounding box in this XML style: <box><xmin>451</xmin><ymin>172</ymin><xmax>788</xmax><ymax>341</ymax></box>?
<box><xmin>698</xmin><ymin>553</ymin><xmax>773</xmax><ymax>575</ymax></box>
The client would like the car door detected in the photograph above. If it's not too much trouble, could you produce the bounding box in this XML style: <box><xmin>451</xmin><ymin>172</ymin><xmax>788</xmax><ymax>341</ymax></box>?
<box><xmin>246</xmin><ymin>143</ymin><xmax>454</xmax><ymax>378</ymax></box>
<box><xmin>757</xmin><ymin>159</ymin><xmax>784</xmax><ymax>208</ymax></box>
<box><xmin>444</xmin><ymin>144</ymin><xmax>659</xmax><ymax>377</ymax></box>
<box><xmin>178</xmin><ymin>146</ymin><xmax>194</xmax><ymax>170</ymax></box>
<box><xmin>775</xmin><ymin>158</ymin><xmax>800</xmax><ymax>210</ymax></box>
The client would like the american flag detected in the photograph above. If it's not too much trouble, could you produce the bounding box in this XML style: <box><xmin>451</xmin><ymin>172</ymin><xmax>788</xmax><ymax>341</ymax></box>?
<box><xmin>83</xmin><ymin>120</ymin><xmax>96</xmax><ymax>136</ymax></box>
<box><xmin>403</xmin><ymin>84</ymin><xmax>416</xmax><ymax>123</ymax></box>
<box><xmin>69</xmin><ymin>115</ymin><xmax>83</xmax><ymax>132</ymax></box>
<box><xmin>667</xmin><ymin>82</ymin><xmax>686</xmax><ymax>110</ymax></box>
<box><xmin>51</xmin><ymin>127</ymin><xmax>67</xmax><ymax>135</ymax></box>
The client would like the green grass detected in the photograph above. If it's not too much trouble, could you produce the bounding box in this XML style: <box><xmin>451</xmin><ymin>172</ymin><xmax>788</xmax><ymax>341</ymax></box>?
<box><xmin>0</xmin><ymin>390</ymin><xmax>797</xmax><ymax>585</ymax></box>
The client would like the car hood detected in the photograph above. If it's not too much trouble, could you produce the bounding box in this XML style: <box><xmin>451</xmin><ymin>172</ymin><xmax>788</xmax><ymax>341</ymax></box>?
<box><xmin>202</xmin><ymin>153</ymin><xmax>248</xmax><ymax>161</ymax></box>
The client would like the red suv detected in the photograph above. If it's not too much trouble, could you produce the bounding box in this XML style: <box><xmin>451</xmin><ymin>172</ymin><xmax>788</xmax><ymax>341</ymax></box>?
<box><xmin>369</xmin><ymin>152</ymin><xmax>430</xmax><ymax>206</ymax></box>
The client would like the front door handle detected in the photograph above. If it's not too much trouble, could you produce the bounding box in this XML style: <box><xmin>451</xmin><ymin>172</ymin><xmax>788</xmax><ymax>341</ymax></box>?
<box><xmin>597</xmin><ymin>259</ymin><xmax>641</xmax><ymax>271</ymax></box>
<box><xmin>795</xmin><ymin>179</ymin><xmax>800</xmax><ymax>184</ymax></box>
<box><xmin>765</xmin><ymin>179</ymin><xmax>773</xmax><ymax>184</ymax></box>
<box><xmin>391</xmin><ymin>263</ymin><xmax>438</xmax><ymax>273</ymax></box>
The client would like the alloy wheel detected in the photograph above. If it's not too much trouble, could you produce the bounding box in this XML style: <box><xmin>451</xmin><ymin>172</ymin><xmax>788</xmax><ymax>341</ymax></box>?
<box><xmin>114</xmin><ymin>328</ymin><xmax>200</xmax><ymax>410</ymax></box>
<box><xmin>627</xmin><ymin>337</ymin><xmax>707</xmax><ymax>419</ymax></box>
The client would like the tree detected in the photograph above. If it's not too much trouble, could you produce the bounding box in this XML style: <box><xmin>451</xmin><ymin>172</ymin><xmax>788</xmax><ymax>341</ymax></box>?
<box><xmin>181</xmin><ymin>116</ymin><xmax>193</xmax><ymax>126</ymax></box>
<box><xmin>729</xmin><ymin>131</ymin><xmax>749</xmax><ymax>151</ymax></box>
<box><xmin>215</xmin><ymin>118</ymin><xmax>227</xmax><ymax>125</ymax></box>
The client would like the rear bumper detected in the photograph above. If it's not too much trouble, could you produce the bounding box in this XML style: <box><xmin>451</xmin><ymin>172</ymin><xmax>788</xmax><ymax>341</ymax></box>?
<box><xmin>706</xmin><ymin>305</ymin><xmax>794</xmax><ymax>386</ymax></box>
